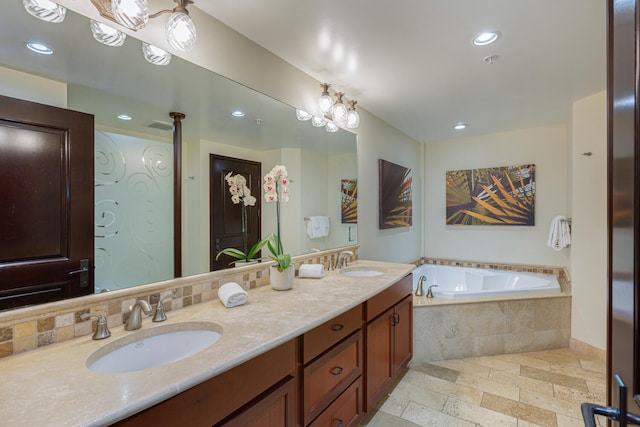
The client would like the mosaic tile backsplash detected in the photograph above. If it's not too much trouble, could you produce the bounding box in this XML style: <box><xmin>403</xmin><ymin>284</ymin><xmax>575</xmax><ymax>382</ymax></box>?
<box><xmin>0</xmin><ymin>246</ymin><xmax>359</xmax><ymax>359</ymax></box>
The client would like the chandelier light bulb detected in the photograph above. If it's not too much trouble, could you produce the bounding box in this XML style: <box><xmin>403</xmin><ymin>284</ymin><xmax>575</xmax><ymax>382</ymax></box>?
<box><xmin>141</xmin><ymin>42</ymin><xmax>172</xmax><ymax>65</ymax></box>
<box><xmin>318</xmin><ymin>83</ymin><xmax>333</xmax><ymax>115</ymax></box>
<box><xmin>332</xmin><ymin>92</ymin><xmax>348</xmax><ymax>126</ymax></box>
<box><xmin>325</xmin><ymin>122</ymin><xmax>339</xmax><ymax>133</ymax></box>
<box><xmin>23</xmin><ymin>0</ymin><xmax>66</xmax><ymax>23</ymax></box>
<box><xmin>112</xmin><ymin>0</ymin><xmax>149</xmax><ymax>30</ymax></box>
<box><xmin>346</xmin><ymin>100</ymin><xmax>360</xmax><ymax>129</ymax></box>
<box><xmin>311</xmin><ymin>116</ymin><xmax>327</xmax><ymax>127</ymax></box>
<box><xmin>90</xmin><ymin>20</ymin><xmax>126</xmax><ymax>47</ymax></box>
<box><xmin>166</xmin><ymin>11</ymin><xmax>197</xmax><ymax>51</ymax></box>
<box><xmin>296</xmin><ymin>109</ymin><xmax>313</xmax><ymax>121</ymax></box>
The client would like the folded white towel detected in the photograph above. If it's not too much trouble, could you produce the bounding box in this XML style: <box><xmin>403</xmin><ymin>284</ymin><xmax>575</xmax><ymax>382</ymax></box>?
<box><xmin>547</xmin><ymin>215</ymin><xmax>571</xmax><ymax>251</ymax></box>
<box><xmin>298</xmin><ymin>264</ymin><xmax>324</xmax><ymax>279</ymax></box>
<box><xmin>218</xmin><ymin>282</ymin><xmax>248</xmax><ymax>308</ymax></box>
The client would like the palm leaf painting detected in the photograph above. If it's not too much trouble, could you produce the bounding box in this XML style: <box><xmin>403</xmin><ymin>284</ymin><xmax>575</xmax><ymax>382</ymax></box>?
<box><xmin>445</xmin><ymin>164</ymin><xmax>535</xmax><ymax>225</ymax></box>
<box><xmin>341</xmin><ymin>179</ymin><xmax>358</xmax><ymax>224</ymax></box>
<box><xmin>379</xmin><ymin>159</ymin><xmax>413</xmax><ymax>229</ymax></box>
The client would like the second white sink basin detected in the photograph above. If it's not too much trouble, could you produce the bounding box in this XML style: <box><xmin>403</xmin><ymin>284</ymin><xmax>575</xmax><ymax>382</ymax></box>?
<box><xmin>340</xmin><ymin>268</ymin><xmax>384</xmax><ymax>277</ymax></box>
<box><xmin>87</xmin><ymin>322</ymin><xmax>222</xmax><ymax>374</ymax></box>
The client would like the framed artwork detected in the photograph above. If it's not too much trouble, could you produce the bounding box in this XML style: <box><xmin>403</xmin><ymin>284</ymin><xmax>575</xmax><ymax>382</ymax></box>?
<box><xmin>378</xmin><ymin>159</ymin><xmax>413</xmax><ymax>229</ymax></box>
<box><xmin>341</xmin><ymin>179</ymin><xmax>358</xmax><ymax>224</ymax></box>
<box><xmin>445</xmin><ymin>164</ymin><xmax>535</xmax><ymax>225</ymax></box>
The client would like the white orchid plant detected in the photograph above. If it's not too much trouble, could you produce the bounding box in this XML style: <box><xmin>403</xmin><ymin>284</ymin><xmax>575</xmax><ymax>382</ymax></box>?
<box><xmin>263</xmin><ymin>165</ymin><xmax>291</xmax><ymax>271</ymax></box>
<box><xmin>215</xmin><ymin>172</ymin><xmax>267</xmax><ymax>263</ymax></box>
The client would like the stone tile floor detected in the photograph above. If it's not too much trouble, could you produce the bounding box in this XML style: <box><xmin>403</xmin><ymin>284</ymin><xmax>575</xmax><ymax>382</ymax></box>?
<box><xmin>360</xmin><ymin>348</ymin><xmax>606</xmax><ymax>427</ymax></box>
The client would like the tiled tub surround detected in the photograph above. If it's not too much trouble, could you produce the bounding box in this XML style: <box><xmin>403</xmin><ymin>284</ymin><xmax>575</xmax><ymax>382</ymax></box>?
<box><xmin>411</xmin><ymin>257</ymin><xmax>572</xmax><ymax>363</ymax></box>
<box><xmin>0</xmin><ymin>258</ymin><xmax>412</xmax><ymax>426</ymax></box>
<box><xmin>0</xmin><ymin>246</ymin><xmax>358</xmax><ymax>360</ymax></box>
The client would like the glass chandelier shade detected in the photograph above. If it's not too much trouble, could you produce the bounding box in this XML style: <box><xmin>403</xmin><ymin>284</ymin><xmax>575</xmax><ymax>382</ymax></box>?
<box><xmin>112</xmin><ymin>0</ymin><xmax>149</xmax><ymax>30</ymax></box>
<box><xmin>332</xmin><ymin>92</ymin><xmax>348</xmax><ymax>126</ymax></box>
<box><xmin>296</xmin><ymin>109</ymin><xmax>313</xmax><ymax>121</ymax></box>
<box><xmin>346</xmin><ymin>100</ymin><xmax>360</xmax><ymax>129</ymax></box>
<box><xmin>318</xmin><ymin>83</ymin><xmax>333</xmax><ymax>115</ymax></box>
<box><xmin>311</xmin><ymin>116</ymin><xmax>327</xmax><ymax>127</ymax></box>
<box><xmin>141</xmin><ymin>42</ymin><xmax>172</xmax><ymax>65</ymax></box>
<box><xmin>325</xmin><ymin>122</ymin><xmax>339</xmax><ymax>133</ymax></box>
<box><xmin>90</xmin><ymin>20</ymin><xmax>127</xmax><ymax>47</ymax></box>
<box><xmin>23</xmin><ymin>0</ymin><xmax>66</xmax><ymax>23</ymax></box>
<box><xmin>166</xmin><ymin>11</ymin><xmax>197</xmax><ymax>52</ymax></box>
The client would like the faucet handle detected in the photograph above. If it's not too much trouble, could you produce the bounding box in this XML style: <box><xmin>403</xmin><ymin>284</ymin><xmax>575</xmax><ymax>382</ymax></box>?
<box><xmin>80</xmin><ymin>313</ymin><xmax>111</xmax><ymax>340</ymax></box>
<box><xmin>426</xmin><ymin>285</ymin><xmax>439</xmax><ymax>298</ymax></box>
<box><xmin>152</xmin><ymin>296</ymin><xmax>172</xmax><ymax>322</ymax></box>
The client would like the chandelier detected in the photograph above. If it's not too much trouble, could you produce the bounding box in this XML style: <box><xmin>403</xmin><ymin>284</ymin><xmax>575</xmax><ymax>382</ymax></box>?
<box><xmin>23</xmin><ymin>0</ymin><xmax>198</xmax><ymax>65</ymax></box>
<box><xmin>296</xmin><ymin>83</ymin><xmax>360</xmax><ymax>133</ymax></box>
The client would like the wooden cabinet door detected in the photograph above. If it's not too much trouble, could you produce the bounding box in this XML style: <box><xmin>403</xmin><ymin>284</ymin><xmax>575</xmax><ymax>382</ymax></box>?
<box><xmin>364</xmin><ymin>307</ymin><xmax>393</xmax><ymax>412</ymax></box>
<box><xmin>0</xmin><ymin>95</ymin><xmax>94</xmax><ymax>309</ymax></box>
<box><xmin>393</xmin><ymin>295</ymin><xmax>413</xmax><ymax>377</ymax></box>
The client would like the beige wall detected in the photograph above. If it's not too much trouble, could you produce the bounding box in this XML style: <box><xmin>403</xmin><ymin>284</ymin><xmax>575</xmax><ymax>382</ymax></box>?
<box><xmin>570</xmin><ymin>91</ymin><xmax>607</xmax><ymax>350</ymax></box>
<box><xmin>0</xmin><ymin>65</ymin><xmax>67</xmax><ymax>107</ymax></box>
<box><xmin>424</xmin><ymin>124</ymin><xmax>570</xmax><ymax>266</ymax></box>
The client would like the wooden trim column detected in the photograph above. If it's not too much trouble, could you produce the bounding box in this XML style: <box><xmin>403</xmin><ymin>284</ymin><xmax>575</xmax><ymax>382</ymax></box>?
<box><xmin>170</xmin><ymin>112</ymin><xmax>185</xmax><ymax>278</ymax></box>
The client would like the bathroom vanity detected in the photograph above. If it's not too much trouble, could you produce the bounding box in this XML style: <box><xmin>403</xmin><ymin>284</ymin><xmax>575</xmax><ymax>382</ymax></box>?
<box><xmin>0</xmin><ymin>260</ymin><xmax>413</xmax><ymax>426</ymax></box>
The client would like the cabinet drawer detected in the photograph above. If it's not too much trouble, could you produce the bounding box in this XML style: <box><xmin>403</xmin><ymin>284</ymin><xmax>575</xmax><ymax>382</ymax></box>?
<box><xmin>365</xmin><ymin>274</ymin><xmax>412</xmax><ymax>321</ymax></box>
<box><xmin>308</xmin><ymin>378</ymin><xmax>361</xmax><ymax>427</ymax></box>
<box><xmin>304</xmin><ymin>331</ymin><xmax>362</xmax><ymax>424</ymax></box>
<box><xmin>304</xmin><ymin>304</ymin><xmax>362</xmax><ymax>364</ymax></box>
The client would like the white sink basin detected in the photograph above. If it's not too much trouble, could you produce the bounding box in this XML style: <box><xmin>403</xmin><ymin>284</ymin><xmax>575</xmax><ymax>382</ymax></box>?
<box><xmin>87</xmin><ymin>322</ymin><xmax>222</xmax><ymax>374</ymax></box>
<box><xmin>340</xmin><ymin>268</ymin><xmax>384</xmax><ymax>277</ymax></box>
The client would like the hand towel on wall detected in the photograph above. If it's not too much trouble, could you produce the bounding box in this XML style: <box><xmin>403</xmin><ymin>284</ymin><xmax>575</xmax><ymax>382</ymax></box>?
<box><xmin>298</xmin><ymin>264</ymin><xmax>325</xmax><ymax>278</ymax></box>
<box><xmin>306</xmin><ymin>216</ymin><xmax>330</xmax><ymax>239</ymax></box>
<box><xmin>218</xmin><ymin>282</ymin><xmax>248</xmax><ymax>308</ymax></box>
<box><xmin>547</xmin><ymin>215</ymin><xmax>571</xmax><ymax>251</ymax></box>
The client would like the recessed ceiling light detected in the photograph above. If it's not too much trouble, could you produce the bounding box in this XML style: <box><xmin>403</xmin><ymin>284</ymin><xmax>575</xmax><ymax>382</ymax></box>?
<box><xmin>26</xmin><ymin>42</ymin><xmax>53</xmax><ymax>55</ymax></box>
<box><xmin>453</xmin><ymin>123</ymin><xmax>467</xmax><ymax>130</ymax></box>
<box><xmin>473</xmin><ymin>31</ymin><xmax>500</xmax><ymax>46</ymax></box>
<box><xmin>117</xmin><ymin>114</ymin><xmax>132</xmax><ymax>121</ymax></box>
<box><xmin>231</xmin><ymin>110</ymin><xmax>245</xmax><ymax>117</ymax></box>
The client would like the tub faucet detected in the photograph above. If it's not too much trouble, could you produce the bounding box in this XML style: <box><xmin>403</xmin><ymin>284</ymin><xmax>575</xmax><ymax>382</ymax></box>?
<box><xmin>415</xmin><ymin>275</ymin><xmax>427</xmax><ymax>296</ymax></box>
<box><xmin>336</xmin><ymin>250</ymin><xmax>354</xmax><ymax>269</ymax></box>
<box><xmin>426</xmin><ymin>285</ymin><xmax>439</xmax><ymax>298</ymax></box>
<box><xmin>125</xmin><ymin>300</ymin><xmax>152</xmax><ymax>330</ymax></box>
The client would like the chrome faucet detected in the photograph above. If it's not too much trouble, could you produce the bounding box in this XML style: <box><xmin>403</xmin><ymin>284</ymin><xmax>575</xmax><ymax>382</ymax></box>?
<box><xmin>80</xmin><ymin>313</ymin><xmax>111</xmax><ymax>340</ymax></box>
<box><xmin>336</xmin><ymin>250</ymin><xmax>354</xmax><ymax>269</ymax></box>
<box><xmin>125</xmin><ymin>300</ymin><xmax>152</xmax><ymax>330</ymax></box>
<box><xmin>415</xmin><ymin>275</ymin><xmax>427</xmax><ymax>296</ymax></box>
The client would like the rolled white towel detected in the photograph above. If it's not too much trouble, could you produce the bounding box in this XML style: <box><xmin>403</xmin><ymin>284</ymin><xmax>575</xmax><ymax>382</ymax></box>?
<box><xmin>298</xmin><ymin>264</ymin><xmax>324</xmax><ymax>279</ymax></box>
<box><xmin>218</xmin><ymin>282</ymin><xmax>248</xmax><ymax>308</ymax></box>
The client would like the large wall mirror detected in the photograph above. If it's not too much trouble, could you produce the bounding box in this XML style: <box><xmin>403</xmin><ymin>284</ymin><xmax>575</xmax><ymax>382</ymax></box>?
<box><xmin>0</xmin><ymin>1</ymin><xmax>357</xmax><ymax>303</ymax></box>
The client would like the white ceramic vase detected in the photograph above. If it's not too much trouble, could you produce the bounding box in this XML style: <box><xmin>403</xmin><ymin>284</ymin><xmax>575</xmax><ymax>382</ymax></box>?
<box><xmin>270</xmin><ymin>265</ymin><xmax>294</xmax><ymax>291</ymax></box>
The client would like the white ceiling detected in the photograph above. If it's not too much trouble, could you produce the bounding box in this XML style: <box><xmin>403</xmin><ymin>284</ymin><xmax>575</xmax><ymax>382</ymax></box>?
<box><xmin>195</xmin><ymin>0</ymin><xmax>606</xmax><ymax>143</ymax></box>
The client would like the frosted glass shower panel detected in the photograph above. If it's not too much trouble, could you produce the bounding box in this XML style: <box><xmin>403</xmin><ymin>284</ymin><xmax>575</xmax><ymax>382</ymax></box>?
<box><xmin>94</xmin><ymin>131</ymin><xmax>174</xmax><ymax>292</ymax></box>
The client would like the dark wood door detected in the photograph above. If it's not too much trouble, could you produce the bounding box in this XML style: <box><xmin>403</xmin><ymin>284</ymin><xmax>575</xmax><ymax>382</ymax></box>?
<box><xmin>0</xmin><ymin>95</ymin><xmax>94</xmax><ymax>310</ymax></box>
<box><xmin>608</xmin><ymin>0</ymin><xmax>640</xmax><ymax>414</ymax></box>
<box><xmin>210</xmin><ymin>155</ymin><xmax>261</xmax><ymax>271</ymax></box>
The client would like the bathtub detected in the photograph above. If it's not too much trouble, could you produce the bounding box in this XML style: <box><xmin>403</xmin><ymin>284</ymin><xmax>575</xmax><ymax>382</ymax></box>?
<box><xmin>412</xmin><ymin>264</ymin><xmax>561</xmax><ymax>299</ymax></box>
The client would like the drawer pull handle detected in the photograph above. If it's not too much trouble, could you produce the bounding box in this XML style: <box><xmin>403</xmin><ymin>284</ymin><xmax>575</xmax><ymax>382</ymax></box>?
<box><xmin>333</xmin><ymin>419</ymin><xmax>344</xmax><ymax>427</ymax></box>
<box><xmin>330</xmin><ymin>366</ymin><xmax>344</xmax><ymax>376</ymax></box>
<box><xmin>331</xmin><ymin>324</ymin><xmax>344</xmax><ymax>332</ymax></box>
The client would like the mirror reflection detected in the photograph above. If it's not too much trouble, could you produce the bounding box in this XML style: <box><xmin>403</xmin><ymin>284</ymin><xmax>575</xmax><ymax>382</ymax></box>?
<box><xmin>0</xmin><ymin>2</ymin><xmax>357</xmax><ymax>298</ymax></box>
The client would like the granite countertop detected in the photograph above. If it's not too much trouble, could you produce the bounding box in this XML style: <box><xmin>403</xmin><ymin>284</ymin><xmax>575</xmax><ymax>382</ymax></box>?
<box><xmin>0</xmin><ymin>260</ymin><xmax>413</xmax><ymax>427</ymax></box>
